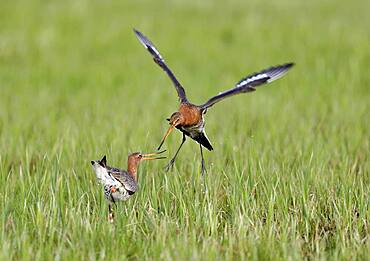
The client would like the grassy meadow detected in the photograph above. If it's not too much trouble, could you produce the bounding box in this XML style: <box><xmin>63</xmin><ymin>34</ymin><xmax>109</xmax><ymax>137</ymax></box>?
<box><xmin>0</xmin><ymin>0</ymin><xmax>369</xmax><ymax>259</ymax></box>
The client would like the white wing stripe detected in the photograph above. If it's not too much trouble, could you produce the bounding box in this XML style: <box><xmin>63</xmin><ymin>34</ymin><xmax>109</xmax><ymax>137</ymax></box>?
<box><xmin>134</xmin><ymin>30</ymin><xmax>163</xmax><ymax>60</ymax></box>
<box><xmin>236</xmin><ymin>73</ymin><xmax>268</xmax><ymax>88</ymax></box>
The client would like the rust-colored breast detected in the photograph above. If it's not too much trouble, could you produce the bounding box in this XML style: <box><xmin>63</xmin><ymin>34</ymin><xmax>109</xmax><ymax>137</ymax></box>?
<box><xmin>179</xmin><ymin>103</ymin><xmax>202</xmax><ymax>126</ymax></box>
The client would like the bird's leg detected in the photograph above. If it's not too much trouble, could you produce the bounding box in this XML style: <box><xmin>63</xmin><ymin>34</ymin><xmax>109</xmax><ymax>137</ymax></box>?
<box><xmin>199</xmin><ymin>144</ymin><xmax>207</xmax><ymax>176</ymax></box>
<box><xmin>108</xmin><ymin>194</ymin><xmax>117</xmax><ymax>223</ymax></box>
<box><xmin>199</xmin><ymin>144</ymin><xmax>208</xmax><ymax>193</ymax></box>
<box><xmin>108</xmin><ymin>203</ymin><xmax>114</xmax><ymax>223</ymax></box>
<box><xmin>164</xmin><ymin>133</ymin><xmax>186</xmax><ymax>172</ymax></box>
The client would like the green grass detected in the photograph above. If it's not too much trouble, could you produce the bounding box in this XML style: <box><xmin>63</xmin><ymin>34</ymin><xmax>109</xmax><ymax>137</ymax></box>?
<box><xmin>0</xmin><ymin>0</ymin><xmax>369</xmax><ymax>259</ymax></box>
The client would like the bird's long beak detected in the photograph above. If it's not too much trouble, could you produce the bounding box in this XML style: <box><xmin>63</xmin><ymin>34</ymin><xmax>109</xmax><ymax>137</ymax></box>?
<box><xmin>157</xmin><ymin>125</ymin><xmax>174</xmax><ymax>150</ymax></box>
<box><xmin>142</xmin><ymin>150</ymin><xmax>167</xmax><ymax>161</ymax></box>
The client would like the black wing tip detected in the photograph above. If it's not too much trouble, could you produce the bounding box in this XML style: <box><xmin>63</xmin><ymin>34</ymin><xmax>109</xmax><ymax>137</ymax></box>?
<box><xmin>282</xmin><ymin>62</ymin><xmax>295</xmax><ymax>70</ymax></box>
<box><xmin>133</xmin><ymin>28</ymin><xmax>152</xmax><ymax>48</ymax></box>
<box><xmin>133</xmin><ymin>28</ymin><xmax>142</xmax><ymax>36</ymax></box>
<box><xmin>269</xmin><ymin>62</ymin><xmax>294</xmax><ymax>72</ymax></box>
<box><xmin>133</xmin><ymin>29</ymin><xmax>146</xmax><ymax>43</ymax></box>
<box><xmin>133</xmin><ymin>29</ymin><xmax>160</xmax><ymax>58</ymax></box>
<box><xmin>274</xmin><ymin>62</ymin><xmax>295</xmax><ymax>76</ymax></box>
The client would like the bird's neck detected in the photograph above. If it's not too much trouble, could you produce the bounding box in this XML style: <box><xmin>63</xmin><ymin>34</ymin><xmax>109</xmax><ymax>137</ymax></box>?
<box><xmin>127</xmin><ymin>161</ymin><xmax>138</xmax><ymax>181</ymax></box>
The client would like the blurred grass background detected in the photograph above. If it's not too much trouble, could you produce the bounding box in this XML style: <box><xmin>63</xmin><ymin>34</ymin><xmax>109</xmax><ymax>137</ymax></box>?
<box><xmin>0</xmin><ymin>0</ymin><xmax>369</xmax><ymax>259</ymax></box>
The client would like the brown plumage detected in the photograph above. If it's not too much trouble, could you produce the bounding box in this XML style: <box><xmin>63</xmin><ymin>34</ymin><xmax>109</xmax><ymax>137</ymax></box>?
<box><xmin>134</xmin><ymin>29</ymin><xmax>294</xmax><ymax>175</ymax></box>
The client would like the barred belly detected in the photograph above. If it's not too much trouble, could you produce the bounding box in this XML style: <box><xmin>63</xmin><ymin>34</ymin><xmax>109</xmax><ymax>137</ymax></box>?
<box><xmin>104</xmin><ymin>184</ymin><xmax>131</xmax><ymax>202</ymax></box>
<box><xmin>182</xmin><ymin>118</ymin><xmax>205</xmax><ymax>138</ymax></box>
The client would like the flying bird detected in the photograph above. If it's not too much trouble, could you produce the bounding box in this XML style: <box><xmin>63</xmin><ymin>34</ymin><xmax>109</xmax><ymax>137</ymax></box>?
<box><xmin>134</xmin><ymin>29</ymin><xmax>294</xmax><ymax>176</ymax></box>
<box><xmin>91</xmin><ymin>151</ymin><xmax>166</xmax><ymax>222</ymax></box>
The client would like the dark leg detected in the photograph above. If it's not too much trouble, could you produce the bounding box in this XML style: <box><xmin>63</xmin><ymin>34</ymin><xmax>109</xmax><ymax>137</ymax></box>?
<box><xmin>200</xmin><ymin>144</ymin><xmax>207</xmax><ymax>176</ymax></box>
<box><xmin>108</xmin><ymin>203</ymin><xmax>114</xmax><ymax>223</ymax></box>
<box><xmin>108</xmin><ymin>195</ymin><xmax>117</xmax><ymax>223</ymax></box>
<box><xmin>164</xmin><ymin>133</ymin><xmax>186</xmax><ymax>172</ymax></box>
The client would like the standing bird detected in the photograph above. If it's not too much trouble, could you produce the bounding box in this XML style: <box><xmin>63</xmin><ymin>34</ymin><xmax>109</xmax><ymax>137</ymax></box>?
<box><xmin>134</xmin><ymin>29</ymin><xmax>294</xmax><ymax>175</ymax></box>
<box><xmin>91</xmin><ymin>150</ymin><xmax>166</xmax><ymax>222</ymax></box>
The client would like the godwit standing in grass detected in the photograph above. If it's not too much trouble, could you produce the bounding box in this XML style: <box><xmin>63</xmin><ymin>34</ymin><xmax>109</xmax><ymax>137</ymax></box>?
<box><xmin>134</xmin><ymin>29</ymin><xmax>294</xmax><ymax>176</ymax></box>
<box><xmin>91</xmin><ymin>151</ymin><xmax>166</xmax><ymax>222</ymax></box>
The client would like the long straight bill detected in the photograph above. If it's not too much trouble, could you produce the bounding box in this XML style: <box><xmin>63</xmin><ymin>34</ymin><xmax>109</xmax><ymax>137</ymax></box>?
<box><xmin>157</xmin><ymin>125</ymin><xmax>174</xmax><ymax>150</ymax></box>
<box><xmin>142</xmin><ymin>150</ymin><xmax>167</xmax><ymax>160</ymax></box>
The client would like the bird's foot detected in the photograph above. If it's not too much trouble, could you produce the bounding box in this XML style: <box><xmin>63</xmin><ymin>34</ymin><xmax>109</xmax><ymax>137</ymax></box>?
<box><xmin>164</xmin><ymin>159</ymin><xmax>175</xmax><ymax>172</ymax></box>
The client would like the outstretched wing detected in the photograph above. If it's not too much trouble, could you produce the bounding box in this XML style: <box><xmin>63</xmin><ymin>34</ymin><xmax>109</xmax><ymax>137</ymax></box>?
<box><xmin>134</xmin><ymin>29</ymin><xmax>188</xmax><ymax>103</ymax></box>
<box><xmin>108</xmin><ymin>168</ymin><xmax>137</xmax><ymax>193</ymax></box>
<box><xmin>200</xmin><ymin>63</ymin><xmax>294</xmax><ymax>109</ymax></box>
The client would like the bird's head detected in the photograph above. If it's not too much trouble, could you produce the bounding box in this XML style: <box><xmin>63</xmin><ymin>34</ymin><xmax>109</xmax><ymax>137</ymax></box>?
<box><xmin>127</xmin><ymin>150</ymin><xmax>166</xmax><ymax>178</ymax></box>
<box><xmin>167</xmin><ymin>112</ymin><xmax>183</xmax><ymax>125</ymax></box>
<box><xmin>157</xmin><ymin>112</ymin><xmax>183</xmax><ymax>150</ymax></box>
